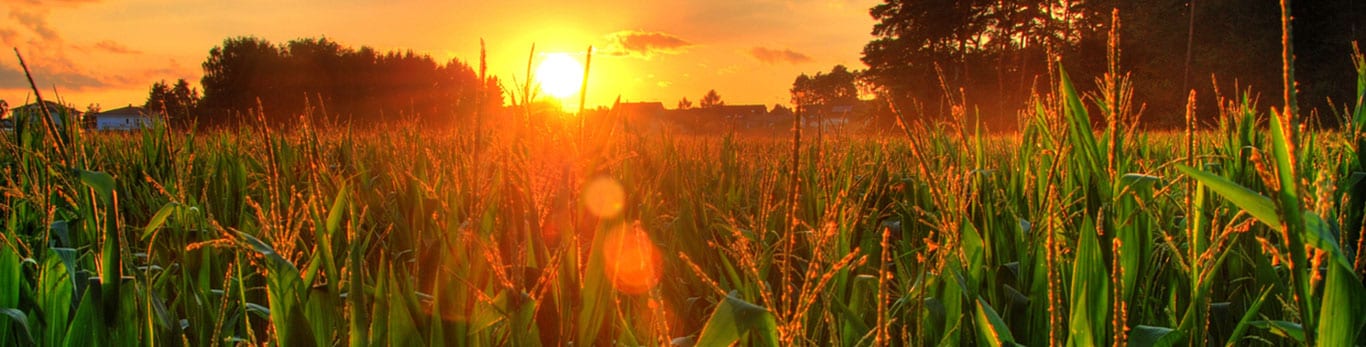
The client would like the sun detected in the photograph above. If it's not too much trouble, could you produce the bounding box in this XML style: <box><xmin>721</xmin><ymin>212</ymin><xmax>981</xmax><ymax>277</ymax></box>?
<box><xmin>535</xmin><ymin>53</ymin><xmax>585</xmax><ymax>99</ymax></box>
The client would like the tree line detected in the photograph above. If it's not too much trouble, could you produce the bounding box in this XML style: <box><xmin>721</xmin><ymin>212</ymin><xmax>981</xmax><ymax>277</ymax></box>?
<box><xmin>858</xmin><ymin>0</ymin><xmax>1364</xmax><ymax>128</ymax></box>
<box><xmin>156</xmin><ymin>36</ymin><xmax>503</xmax><ymax>128</ymax></box>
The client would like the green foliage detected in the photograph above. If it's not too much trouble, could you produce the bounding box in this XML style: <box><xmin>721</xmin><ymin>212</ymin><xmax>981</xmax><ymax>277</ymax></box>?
<box><xmin>696</xmin><ymin>291</ymin><xmax>779</xmax><ymax>347</ymax></box>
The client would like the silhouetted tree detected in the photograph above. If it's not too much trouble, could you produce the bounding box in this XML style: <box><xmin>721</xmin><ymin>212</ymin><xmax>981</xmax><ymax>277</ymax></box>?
<box><xmin>198</xmin><ymin>36</ymin><xmax>498</xmax><ymax>128</ymax></box>
<box><xmin>677</xmin><ymin>97</ymin><xmax>693</xmax><ymax>110</ymax></box>
<box><xmin>770</xmin><ymin>104</ymin><xmax>794</xmax><ymax>118</ymax></box>
<box><xmin>146</xmin><ymin>79</ymin><xmax>201</xmax><ymax>128</ymax></box>
<box><xmin>200</xmin><ymin>36</ymin><xmax>283</xmax><ymax>123</ymax></box>
<box><xmin>862</xmin><ymin>0</ymin><xmax>1363</xmax><ymax>128</ymax></box>
<box><xmin>791</xmin><ymin>65</ymin><xmax>859</xmax><ymax>110</ymax></box>
<box><xmin>863</xmin><ymin>0</ymin><xmax>1096</xmax><ymax>126</ymax></box>
<box><xmin>700</xmin><ymin>90</ymin><xmax>724</xmax><ymax>108</ymax></box>
<box><xmin>82</xmin><ymin>104</ymin><xmax>100</xmax><ymax>129</ymax></box>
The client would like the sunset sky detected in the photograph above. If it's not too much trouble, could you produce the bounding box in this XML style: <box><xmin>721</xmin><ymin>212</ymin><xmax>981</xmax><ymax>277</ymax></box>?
<box><xmin>0</xmin><ymin>0</ymin><xmax>878</xmax><ymax>111</ymax></box>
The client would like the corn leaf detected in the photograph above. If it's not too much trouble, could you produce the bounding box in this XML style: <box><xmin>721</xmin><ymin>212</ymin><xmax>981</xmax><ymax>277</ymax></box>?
<box><xmin>696</xmin><ymin>290</ymin><xmax>779</xmax><ymax>347</ymax></box>
<box><xmin>141</xmin><ymin>202</ymin><xmax>181</xmax><ymax>239</ymax></box>
<box><xmin>1316</xmin><ymin>262</ymin><xmax>1366</xmax><ymax>346</ymax></box>
<box><xmin>0</xmin><ymin>308</ymin><xmax>35</xmax><ymax>346</ymax></box>
<box><xmin>1067</xmin><ymin>216</ymin><xmax>1108</xmax><ymax>347</ymax></box>
<box><xmin>973</xmin><ymin>297</ymin><xmax>1016</xmax><ymax>347</ymax></box>
<box><xmin>75</xmin><ymin>169</ymin><xmax>115</xmax><ymax>203</ymax></box>
<box><xmin>1175</xmin><ymin>165</ymin><xmax>1280</xmax><ymax>227</ymax></box>
<box><xmin>1252</xmin><ymin>320</ymin><xmax>1304</xmax><ymax>343</ymax></box>
<box><xmin>1129</xmin><ymin>325</ymin><xmax>1180</xmax><ymax>347</ymax></box>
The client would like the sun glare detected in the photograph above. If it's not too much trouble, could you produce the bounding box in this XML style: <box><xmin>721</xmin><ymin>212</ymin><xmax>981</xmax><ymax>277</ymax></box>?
<box><xmin>604</xmin><ymin>223</ymin><xmax>662</xmax><ymax>295</ymax></box>
<box><xmin>583</xmin><ymin>176</ymin><xmax>625</xmax><ymax>218</ymax></box>
<box><xmin>535</xmin><ymin>53</ymin><xmax>585</xmax><ymax>99</ymax></box>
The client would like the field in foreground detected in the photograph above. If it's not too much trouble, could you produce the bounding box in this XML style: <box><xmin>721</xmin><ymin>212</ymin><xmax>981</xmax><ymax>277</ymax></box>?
<box><xmin>4</xmin><ymin>70</ymin><xmax>1366</xmax><ymax>346</ymax></box>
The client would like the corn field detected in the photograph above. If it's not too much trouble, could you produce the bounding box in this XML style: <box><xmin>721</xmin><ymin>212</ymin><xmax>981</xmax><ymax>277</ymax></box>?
<box><xmin>4</xmin><ymin>12</ymin><xmax>1366</xmax><ymax>347</ymax></box>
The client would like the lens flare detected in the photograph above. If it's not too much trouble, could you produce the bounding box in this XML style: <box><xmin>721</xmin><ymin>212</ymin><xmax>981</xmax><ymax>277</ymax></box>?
<box><xmin>583</xmin><ymin>176</ymin><xmax>625</xmax><ymax>218</ymax></box>
<box><xmin>603</xmin><ymin>223</ymin><xmax>662</xmax><ymax>295</ymax></box>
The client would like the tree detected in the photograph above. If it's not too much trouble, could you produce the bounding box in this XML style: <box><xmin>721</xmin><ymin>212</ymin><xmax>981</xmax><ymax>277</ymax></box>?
<box><xmin>146</xmin><ymin>79</ymin><xmax>201</xmax><ymax>128</ymax></box>
<box><xmin>80</xmin><ymin>104</ymin><xmax>100</xmax><ymax>129</ymax></box>
<box><xmin>770</xmin><ymin>104</ymin><xmax>794</xmax><ymax>118</ymax></box>
<box><xmin>862</xmin><ymin>0</ymin><xmax>1363</xmax><ymax>128</ymax></box>
<box><xmin>699</xmin><ymin>89</ymin><xmax>724</xmax><ymax>108</ymax></box>
<box><xmin>200</xmin><ymin>36</ymin><xmax>283</xmax><ymax>122</ymax></box>
<box><xmin>791</xmin><ymin>65</ymin><xmax>860</xmax><ymax>109</ymax></box>
<box><xmin>677</xmin><ymin>97</ymin><xmax>693</xmax><ymax>110</ymax></box>
<box><xmin>198</xmin><ymin>36</ymin><xmax>497</xmax><ymax>128</ymax></box>
<box><xmin>862</xmin><ymin>0</ymin><xmax>1101</xmax><ymax>125</ymax></box>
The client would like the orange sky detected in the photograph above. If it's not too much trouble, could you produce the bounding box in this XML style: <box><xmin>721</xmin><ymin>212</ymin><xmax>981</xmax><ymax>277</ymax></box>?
<box><xmin>0</xmin><ymin>0</ymin><xmax>877</xmax><ymax>111</ymax></box>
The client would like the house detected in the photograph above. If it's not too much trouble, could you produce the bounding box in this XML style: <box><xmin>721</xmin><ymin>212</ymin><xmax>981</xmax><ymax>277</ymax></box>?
<box><xmin>803</xmin><ymin>104</ymin><xmax>855</xmax><ymax>128</ymax></box>
<box><xmin>709</xmin><ymin>105</ymin><xmax>768</xmax><ymax>120</ymax></box>
<box><xmin>614</xmin><ymin>102</ymin><xmax>668</xmax><ymax>132</ymax></box>
<box><xmin>89</xmin><ymin>105</ymin><xmax>156</xmax><ymax>131</ymax></box>
<box><xmin>9</xmin><ymin>101</ymin><xmax>83</xmax><ymax>129</ymax></box>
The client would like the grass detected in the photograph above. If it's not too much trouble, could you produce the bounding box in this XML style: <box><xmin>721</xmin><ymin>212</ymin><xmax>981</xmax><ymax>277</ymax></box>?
<box><xmin>3</xmin><ymin>8</ymin><xmax>1366</xmax><ymax>347</ymax></box>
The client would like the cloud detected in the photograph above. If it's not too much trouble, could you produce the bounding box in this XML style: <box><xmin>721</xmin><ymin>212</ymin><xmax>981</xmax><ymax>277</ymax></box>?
<box><xmin>748</xmin><ymin>47</ymin><xmax>812</xmax><ymax>64</ymax></box>
<box><xmin>1</xmin><ymin>0</ymin><xmax>141</xmax><ymax>93</ymax></box>
<box><xmin>8</xmin><ymin>6</ymin><xmax>59</xmax><ymax>40</ymax></box>
<box><xmin>602</xmin><ymin>30</ymin><xmax>692</xmax><ymax>59</ymax></box>
<box><xmin>0</xmin><ymin>63</ymin><xmax>106</xmax><ymax>90</ymax></box>
<box><xmin>93</xmin><ymin>40</ymin><xmax>141</xmax><ymax>54</ymax></box>
<box><xmin>0</xmin><ymin>28</ymin><xmax>17</xmax><ymax>45</ymax></box>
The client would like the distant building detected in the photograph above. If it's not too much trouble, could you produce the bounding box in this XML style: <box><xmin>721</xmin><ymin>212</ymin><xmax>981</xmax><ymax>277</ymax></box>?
<box><xmin>9</xmin><ymin>101</ymin><xmax>83</xmax><ymax>129</ymax></box>
<box><xmin>90</xmin><ymin>105</ymin><xmax>156</xmax><ymax>131</ymax></box>
<box><xmin>708</xmin><ymin>105</ymin><xmax>767</xmax><ymax>120</ymax></box>
<box><xmin>615</xmin><ymin>102</ymin><xmax>668</xmax><ymax>132</ymax></box>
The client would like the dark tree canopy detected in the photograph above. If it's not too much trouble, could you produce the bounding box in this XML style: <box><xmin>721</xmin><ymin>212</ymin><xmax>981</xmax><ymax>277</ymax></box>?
<box><xmin>146</xmin><ymin>78</ymin><xmax>201</xmax><ymax>129</ymax></box>
<box><xmin>791</xmin><ymin>65</ymin><xmax>860</xmax><ymax>109</ymax></box>
<box><xmin>700</xmin><ymin>89</ymin><xmax>724</xmax><ymax>108</ymax></box>
<box><xmin>861</xmin><ymin>0</ymin><xmax>1365</xmax><ymax>128</ymax></box>
<box><xmin>199</xmin><ymin>36</ymin><xmax>504</xmax><ymax>128</ymax></box>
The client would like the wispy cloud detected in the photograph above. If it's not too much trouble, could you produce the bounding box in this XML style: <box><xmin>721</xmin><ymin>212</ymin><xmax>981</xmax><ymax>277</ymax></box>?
<box><xmin>0</xmin><ymin>63</ymin><xmax>106</xmax><ymax>90</ymax></box>
<box><xmin>93</xmin><ymin>40</ymin><xmax>141</xmax><ymax>54</ymax></box>
<box><xmin>748</xmin><ymin>47</ymin><xmax>812</xmax><ymax>64</ymax></box>
<box><xmin>0</xmin><ymin>0</ymin><xmax>151</xmax><ymax>93</ymax></box>
<box><xmin>8</xmin><ymin>6</ymin><xmax>59</xmax><ymax>40</ymax></box>
<box><xmin>602</xmin><ymin>30</ymin><xmax>692</xmax><ymax>59</ymax></box>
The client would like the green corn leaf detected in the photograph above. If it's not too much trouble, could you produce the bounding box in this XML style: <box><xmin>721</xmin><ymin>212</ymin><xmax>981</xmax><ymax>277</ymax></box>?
<box><xmin>305</xmin><ymin>286</ymin><xmax>339</xmax><ymax>347</ymax></box>
<box><xmin>1175</xmin><ymin>165</ymin><xmax>1280</xmax><ymax>227</ymax></box>
<box><xmin>385</xmin><ymin>273</ymin><xmax>421</xmax><ymax>347</ymax></box>
<box><xmin>1067</xmin><ymin>216</ymin><xmax>1108</xmax><ymax>347</ymax></box>
<box><xmin>62</xmin><ymin>286</ymin><xmax>99</xmax><ymax>347</ymax></box>
<box><xmin>0</xmin><ymin>308</ymin><xmax>35</xmax><ymax>346</ymax></box>
<box><xmin>75</xmin><ymin>169</ymin><xmax>115</xmax><ymax>203</ymax></box>
<box><xmin>1303</xmin><ymin>212</ymin><xmax>1351</xmax><ymax>270</ymax></box>
<box><xmin>973</xmin><ymin>297</ymin><xmax>1016</xmax><ymax>347</ymax></box>
<box><xmin>1129</xmin><ymin>325</ymin><xmax>1180</xmax><ymax>347</ymax></box>
<box><xmin>1316</xmin><ymin>262</ymin><xmax>1366</xmax><ymax>346</ymax></box>
<box><xmin>326</xmin><ymin>184</ymin><xmax>348</xmax><ymax>236</ymax></box>
<box><xmin>696</xmin><ymin>290</ymin><xmax>779</xmax><ymax>347</ymax></box>
<box><xmin>1268</xmin><ymin>107</ymin><xmax>1315</xmax><ymax>340</ymax></box>
<box><xmin>1225</xmin><ymin>287</ymin><xmax>1274</xmax><ymax>347</ymax></box>
<box><xmin>1119</xmin><ymin>173</ymin><xmax>1162</xmax><ymax>189</ymax></box>
<box><xmin>1252</xmin><ymin>320</ymin><xmax>1304</xmax><ymax>343</ymax></box>
<box><xmin>39</xmin><ymin>250</ymin><xmax>75</xmax><ymax>346</ymax></box>
<box><xmin>141</xmin><ymin>202</ymin><xmax>181</xmax><ymax>239</ymax></box>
